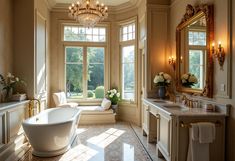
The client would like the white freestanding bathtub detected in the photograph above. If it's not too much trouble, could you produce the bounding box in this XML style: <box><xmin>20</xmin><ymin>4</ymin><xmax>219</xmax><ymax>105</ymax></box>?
<box><xmin>22</xmin><ymin>107</ymin><xmax>81</xmax><ymax>157</ymax></box>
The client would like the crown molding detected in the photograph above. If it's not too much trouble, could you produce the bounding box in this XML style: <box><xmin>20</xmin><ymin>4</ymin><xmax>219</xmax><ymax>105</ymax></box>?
<box><xmin>46</xmin><ymin>0</ymin><xmax>56</xmax><ymax>9</ymax></box>
<box><xmin>50</xmin><ymin>0</ymin><xmax>141</xmax><ymax>14</ymax></box>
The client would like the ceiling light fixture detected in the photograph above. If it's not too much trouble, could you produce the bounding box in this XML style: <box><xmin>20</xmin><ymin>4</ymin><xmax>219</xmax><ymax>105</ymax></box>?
<box><xmin>68</xmin><ymin>0</ymin><xmax>108</xmax><ymax>27</ymax></box>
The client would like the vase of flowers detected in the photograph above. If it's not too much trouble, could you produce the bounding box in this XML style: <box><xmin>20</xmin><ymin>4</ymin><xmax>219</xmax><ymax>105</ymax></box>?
<box><xmin>181</xmin><ymin>73</ymin><xmax>198</xmax><ymax>88</ymax></box>
<box><xmin>0</xmin><ymin>73</ymin><xmax>26</xmax><ymax>102</ymax></box>
<box><xmin>153</xmin><ymin>72</ymin><xmax>172</xmax><ymax>99</ymax></box>
<box><xmin>106</xmin><ymin>88</ymin><xmax>121</xmax><ymax>113</ymax></box>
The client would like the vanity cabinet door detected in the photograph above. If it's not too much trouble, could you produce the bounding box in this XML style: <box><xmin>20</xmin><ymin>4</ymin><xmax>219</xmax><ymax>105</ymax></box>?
<box><xmin>0</xmin><ymin>112</ymin><xmax>7</xmax><ymax>149</ymax></box>
<box><xmin>142</xmin><ymin>102</ymin><xmax>149</xmax><ymax>135</ymax></box>
<box><xmin>157</xmin><ymin>111</ymin><xmax>172</xmax><ymax>158</ymax></box>
<box><xmin>7</xmin><ymin>104</ymin><xmax>27</xmax><ymax>143</ymax></box>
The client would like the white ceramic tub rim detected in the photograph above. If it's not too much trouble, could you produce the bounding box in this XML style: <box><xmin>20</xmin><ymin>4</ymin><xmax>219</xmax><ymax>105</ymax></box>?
<box><xmin>23</xmin><ymin>108</ymin><xmax>81</xmax><ymax>126</ymax></box>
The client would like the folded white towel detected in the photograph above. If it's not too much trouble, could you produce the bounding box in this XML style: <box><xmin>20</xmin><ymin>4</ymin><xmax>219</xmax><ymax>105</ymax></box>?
<box><xmin>191</xmin><ymin>124</ymin><xmax>199</xmax><ymax>141</ymax></box>
<box><xmin>198</xmin><ymin>122</ymin><xmax>216</xmax><ymax>144</ymax></box>
<box><xmin>187</xmin><ymin>122</ymin><xmax>216</xmax><ymax>161</ymax></box>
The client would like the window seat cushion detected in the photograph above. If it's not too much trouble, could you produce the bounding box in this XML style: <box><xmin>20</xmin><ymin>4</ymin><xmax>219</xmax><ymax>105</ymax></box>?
<box><xmin>77</xmin><ymin>106</ymin><xmax>113</xmax><ymax>115</ymax></box>
<box><xmin>76</xmin><ymin>106</ymin><xmax>115</xmax><ymax>125</ymax></box>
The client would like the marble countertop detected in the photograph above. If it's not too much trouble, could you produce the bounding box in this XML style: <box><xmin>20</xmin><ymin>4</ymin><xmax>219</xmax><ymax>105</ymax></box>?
<box><xmin>0</xmin><ymin>100</ymin><xmax>29</xmax><ymax>112</ymax></box>
<box><xmin>143</xmin><ymin>98</ymin><xmax>229</xmax><ymax>117</ymax></box>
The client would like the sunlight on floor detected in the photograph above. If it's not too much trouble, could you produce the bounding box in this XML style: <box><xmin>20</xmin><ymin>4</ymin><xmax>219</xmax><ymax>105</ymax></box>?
<box><xmin>76</xmin><ymin>128</ymin><xmax>87</xmax><ymax>134</ymax></box>
<box><xmin>123</xmin><ymin>143</ymin><xmax>134</xmax><ymax>161</ymax></box>
<box><xmin>87</xmin><ymin>128</ymin><xmax>125</xmax><ymax>148</ymax></box>
<box><xmin>59</xmin><ymin>144</ymin><xmax>98</xmax><ymax>161</ymax></box>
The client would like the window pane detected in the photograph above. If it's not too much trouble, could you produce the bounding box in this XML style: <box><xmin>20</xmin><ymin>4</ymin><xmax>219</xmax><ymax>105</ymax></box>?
<box><xmin>122</xmin><ymin>45</ymin><xmax>135</xmax><ymax>100</ymax></box>
<box><xmin>64</xmin><ymin>26</ymin><xmax>106</xmax><ymax>42</ymax></box>
<box><xmin>123</xmin><ymin>26</ymin><xmax>128</xmax><ymax>34</ymax></box>
<box><xmin>86</xmin><ymin>28</ymin><xmax>92</xmax><ymax>35</ymax></box>
<box><xmin>121</xmin><ymin>23</ymin><xmax>135</xmax><ymax>41</ymax></box>
<box><xmin>99</xmin><ymin>28</ymin><xmax>105</xmax><ymax>35</ymax></box>
<box><xmin>93</xmin><ymin>28</ymin><xmax>99</xmax><ymax>35</ymax></box>
<box><xmin>66</xmin><ymin>47</ymin><xmax>83</xmax><ymax>63</ymax></box>
<box><xmin>66</xmin><ymin>64</ymin><xmax>83</xmax><ymax>98</ymax></box>
<box><xmin>87</xmin><ymin>47</ymin><xmax>104</xmax><ymax>63</ymax></box>
<box><xmin>123</xmin><ymin>34</ymin><xmax>127</xmax><ymax>41</ymax></box>
<box><xmin>189</xmin><ymin>50</ymin><xmax>204</xmax><ymax>89</ymax></box>
<box><xmin>188</xmin><ymin>31</ymin><xmax>206</xmax><ymax>46</ymax></box>
<box><xmin>122</xmin><ymin>63</ymin><xmax>135</xmax><ymax>100</ymax></box>
<box><xmin>122</xmin><ymin>46</ymin><xmax>134</xmax><ymax>63</ymax></box>
<box><xmin>87</xmin><ymin>47</ymin><xmax>105</xmax><ymax>99</ymax></box>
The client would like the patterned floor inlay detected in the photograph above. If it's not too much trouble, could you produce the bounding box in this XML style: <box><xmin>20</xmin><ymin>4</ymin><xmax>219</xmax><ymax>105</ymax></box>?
<box><xmin>16</xmin><ymin>122</ymin><xmax>152</xmax><ymax>161</ymax></box>
<box><xmin>130</xmin><ymin>124</ymin><xmax>165</xmax><ymax>161</ymax></box>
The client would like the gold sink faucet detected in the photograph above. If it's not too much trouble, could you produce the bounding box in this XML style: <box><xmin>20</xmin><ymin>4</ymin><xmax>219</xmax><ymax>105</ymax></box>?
<box><xmin>28</xmin><ymin>98</ymin><xmax>41</xmax><ymax>117</ymax></box>
<box><xmin>181</xmin><ymin>95</ymin><xmax>198</xmax><ymax>108</ymax></box>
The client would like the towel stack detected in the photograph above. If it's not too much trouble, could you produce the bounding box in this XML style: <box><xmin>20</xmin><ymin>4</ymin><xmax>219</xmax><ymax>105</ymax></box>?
<box><xmin>187</xmin><ymin>122</ymin><xmax>216</xmax><ymax>161</ymax></box>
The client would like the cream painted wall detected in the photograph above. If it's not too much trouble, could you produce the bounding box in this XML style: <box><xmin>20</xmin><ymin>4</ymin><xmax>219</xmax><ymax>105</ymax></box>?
<box><xmin>0</xmin><ymin>0</ymin><xmax>13</xmax><ymax>76</ymax></box>
<box><xmin>146</xmin><ymin>4</ymin><xmax>169</xmax><ymax>96</ymax></box>
<box><xmin>169</xmin><ymin>0</ymin><xmax>235</xmax><ymax>160</ymax></box>
<box><xmin>13</xmin><ymin>0</ymin><xmax>50</xmax><ymax>107</ymax></box>
<box><xmin>13</xmin><ymin>0</ymin><xmax>34</xmax><ymax>97</ymax></box>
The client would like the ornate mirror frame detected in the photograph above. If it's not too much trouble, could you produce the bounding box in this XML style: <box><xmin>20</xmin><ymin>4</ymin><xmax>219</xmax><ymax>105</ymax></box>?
<box><xmin>176</xmin><ymin>4</ymin><xmax>214</xmax><ymax>98</ymax></box>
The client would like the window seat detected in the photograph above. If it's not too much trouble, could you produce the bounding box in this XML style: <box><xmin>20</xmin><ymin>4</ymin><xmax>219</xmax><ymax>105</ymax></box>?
<box><xmin>76</xmin><ymin>106</ymin><xmax>116</xmax><ymax>125</ymax></box>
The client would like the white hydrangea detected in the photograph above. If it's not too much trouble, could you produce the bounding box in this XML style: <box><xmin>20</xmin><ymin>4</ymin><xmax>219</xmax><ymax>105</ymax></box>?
<box><xmin>182</xmin><ymin>79</ymin><xmax>187</xmax><ymax>83</ymax></box>
<box><xmin>154</xmin><ymin>75</ymin><xmax>164</xmax><ymax>83</ymax></box>
<box><xmin>110</xmin><ymin>94</ymin><xmax>114</xmax><ymax>98</ymax></box>
<box><xmin>188</xmin><ymin>75</ymin><xmax>198</xmax><ymax>83</ymax></box>
<box><xmin>7</xmin><ymin>72</ymin><xmax>13</xmax><ymax>78</ymax></box>
<box><xmin>117</xmin><ymin>92</ymin><xmax>120</xmax><ymax>97</ymax></box>
<box><xmin>163</xmin><ymin>73</ymin><xmax>172</xmax><ymax>81</ymax></box>
<box><xmin>181</xmin><ymin>74</ymin><xmax>189</xmax><ymax>80</ymax></box>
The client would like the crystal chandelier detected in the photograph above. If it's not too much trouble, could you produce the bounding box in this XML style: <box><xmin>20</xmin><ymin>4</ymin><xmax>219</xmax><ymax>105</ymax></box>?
<box><xmin>68</xmin><ymin>0</ymin><xmax>108</xmax><ymax>27</ymax></box>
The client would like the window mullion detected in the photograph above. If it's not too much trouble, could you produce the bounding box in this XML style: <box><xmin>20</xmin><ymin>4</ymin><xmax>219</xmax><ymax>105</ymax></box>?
<box><xmin>83</xmin><ymin>47</ymin><xmax>88</xmax><ymax>98</ymax></box>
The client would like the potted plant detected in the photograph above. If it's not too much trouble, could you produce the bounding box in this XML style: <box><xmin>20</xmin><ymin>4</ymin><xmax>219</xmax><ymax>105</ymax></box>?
<box><xmin>106</xmin><ymin>88</ymin><xmax>121</xmax><ymax>113</ymax></box>
<box><xmin>153</xmin><ymin>72</ymin><xmax>172</xmax><ymax>99</ymax></box>
<box><xmin>0</xmin><ymin>73</ymin><xmax>26</xmax><ymax>102</ymax></box>
<box><xmin>181</xmin><ymin>73</ymin><xmax>198</xmax><ymax>88</ymax></box>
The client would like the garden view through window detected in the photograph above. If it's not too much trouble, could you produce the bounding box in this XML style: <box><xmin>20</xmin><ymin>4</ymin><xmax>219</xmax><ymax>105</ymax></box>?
<box><xmin>64</xmin><ymin>25</ymin><xmax>106</xmax><ymax>99</ymax></box>
<box><xmin>121</xmin><ymin>45</ymin><xmax>135</xmax><ymax>100</ymax></box>
<box><xmin>120</xmin><ymin>21</ymin><xmax>136</xmax><ymax>101</ymax></box>
<box><xmin>188</xmin><ymin>30</ymin><xmax>206</xmax><ymax>89</ymax></box>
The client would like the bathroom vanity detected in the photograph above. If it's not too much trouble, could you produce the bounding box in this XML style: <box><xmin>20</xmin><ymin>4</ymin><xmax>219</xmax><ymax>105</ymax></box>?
<box><xmin>0</xmin><ymin>101</ymin><xmax>29</xmax><ymax>159</ymax></box>
<box><xmin>142</xmin><ymin>98</ymin><xmax>230</xmax><ymax>161</ymax></box>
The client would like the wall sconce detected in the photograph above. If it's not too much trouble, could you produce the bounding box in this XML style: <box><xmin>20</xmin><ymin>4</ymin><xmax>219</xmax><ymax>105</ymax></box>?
<box><xmin>168</xmin><ymin>56</ymin><xmax>176</xmax><ymax>70</ymax></box>
<box><xmin>212</xmin><ymin>41</ymin><xmax>225</xmax><ymax>69</ymax></box>
<box><xmin>180</xmin><ymin>56</ymin><xmax>183</xmax><ymax>63</ymax></box>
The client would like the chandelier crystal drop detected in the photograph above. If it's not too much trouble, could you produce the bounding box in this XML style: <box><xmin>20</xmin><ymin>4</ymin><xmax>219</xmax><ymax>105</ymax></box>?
<box><xmin>68</xmin><ymin>0</ymin><xmax>108</xmax><ymax>27</ymax></box>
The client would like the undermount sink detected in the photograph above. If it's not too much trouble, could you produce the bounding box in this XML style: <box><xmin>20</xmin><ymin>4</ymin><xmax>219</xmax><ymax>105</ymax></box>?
<box><xmin>153</xmin><ymin>100</ymin><xmax>173</xmax><ymax>104</ymax></box>
<box><xmin>163</xmin><ymin>105</ymin><xmax>186</xmax><ymax>109</ymax></box>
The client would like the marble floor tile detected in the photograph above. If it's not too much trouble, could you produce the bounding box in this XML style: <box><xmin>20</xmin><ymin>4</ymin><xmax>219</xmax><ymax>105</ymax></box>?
<box><xmin>16</xmin><ymin>122</ymin><xmax>154</xmax><ymax>161</ymax></box>
<box><xmin>130</xmin><ymin>124</ymin><xmax>165</xmax><ymax>161</ymax></box>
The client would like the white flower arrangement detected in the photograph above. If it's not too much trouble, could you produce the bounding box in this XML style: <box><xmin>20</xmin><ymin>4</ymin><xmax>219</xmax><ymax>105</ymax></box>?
<box><xmin>153</xmin><ymin>72</ymin><xmax>172</xmax><ymax>87</ymax></box>
<box><xmin>181</xmin><ymin>73</ymin><xmax>198</xmax><ymax>87</ymax></box>
<box><xmin>106</xmin><ymin>88</ymin><xmax>120</xmax><ymax>105</ymax></box>
<box><xmin>0</xmin><ymin>72</ymin><xmax>26</xmax><ymax>101</ymax></box>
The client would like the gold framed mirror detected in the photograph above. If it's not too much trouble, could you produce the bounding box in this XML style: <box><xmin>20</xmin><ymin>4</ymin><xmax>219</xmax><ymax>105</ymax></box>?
<box><xmin>176</xmin><ymin>4</ymin><xmax>214</xmax><ymax>98</ymax></box>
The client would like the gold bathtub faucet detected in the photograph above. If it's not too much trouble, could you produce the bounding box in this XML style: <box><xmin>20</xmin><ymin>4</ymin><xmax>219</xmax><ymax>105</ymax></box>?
<box><xmin>28</xmin><ymin>99</ymin><xmax>41</xmax><ymax>117</ymax></box>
